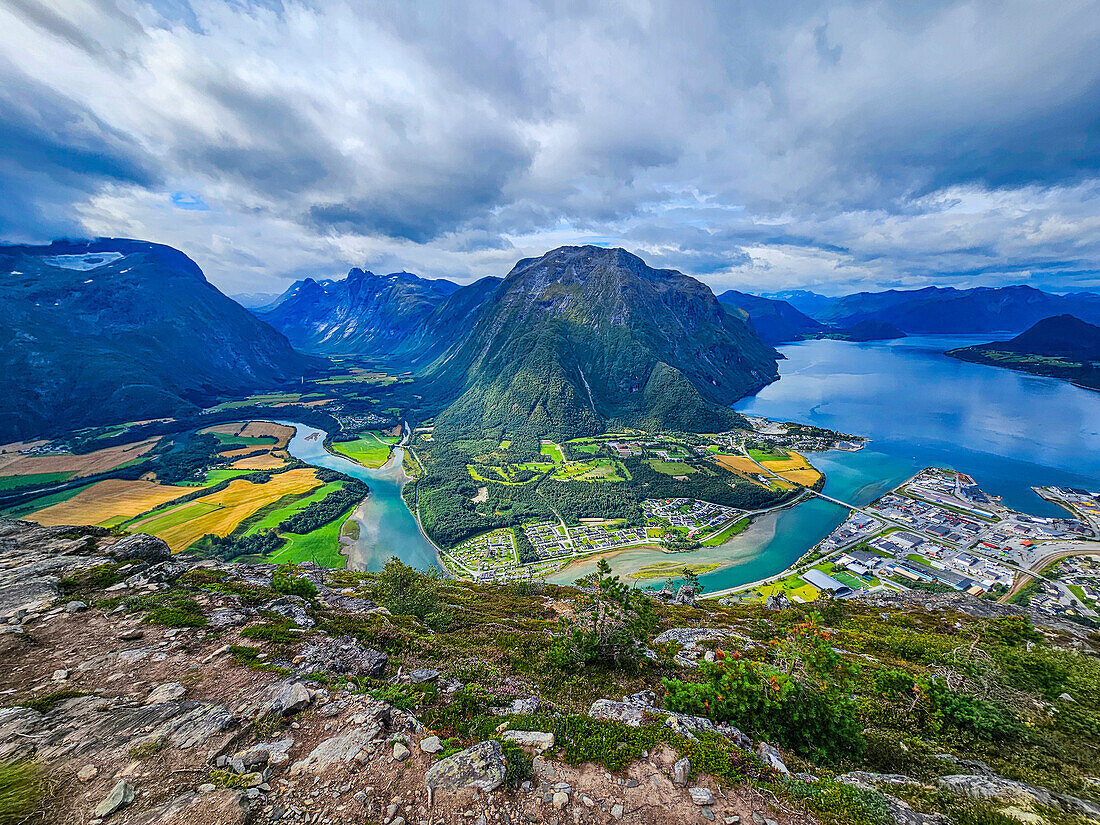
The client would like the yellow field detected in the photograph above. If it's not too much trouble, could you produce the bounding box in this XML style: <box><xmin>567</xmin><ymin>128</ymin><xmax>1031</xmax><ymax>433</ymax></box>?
<box><xmin>0</xmin><ymin>439</ymin><xmax>158</xmax><ymax>479</ymax></box>
<box><xmin>776</xmin><ymin>468</ymin><xmax>822</xmax><ymax>486</ymax></box>
<box><xmin>760</xmin><ymin>451</ymin><xmax>822</xmax><ymax>487</ymax></box>
<box><xmin>715</xmin><ymin>454</ymin><xmax>761</xmax><ymax>474</ymax></box>
<box><xmin>30</xmin><ymin>479</ymin><xmax>185</xmax><ymax>527</ymax></box>
<box><xmin>129</xmin><ymin>468</ymin><xmax>322</xmax><ymax>551</ymax></box>
<box><xmin>239</xmin><ymin>421</ymin><xmax>294</xmax><ymax>447</ymax></box>
<box><xmin>230</xmin><ymin>452</ymin><xmax>287</xmax><ymax>470</ymax></box>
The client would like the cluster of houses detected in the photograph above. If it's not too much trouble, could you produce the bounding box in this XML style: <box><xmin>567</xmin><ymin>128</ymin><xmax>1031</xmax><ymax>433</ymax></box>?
<box><xmin>571</xmin><ymin>523</ymin><xmax>647</xmax><ymax>550</ymax></box>
<box><xmin>523</xmin><ymin>521</ymin><xmax>574</xmax><ymax>557</ymax></box>
<box><xmin>643</xmin><ymin>498</ymin><xmax>741</xmax><ymax>537</ymax></box>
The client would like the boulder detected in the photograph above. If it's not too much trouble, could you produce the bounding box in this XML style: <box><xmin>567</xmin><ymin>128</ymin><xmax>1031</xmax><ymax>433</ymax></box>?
<box><xmin>269</xmin><ymin>680</ymin><xmax>312</xmax><ymax>716</ymax></box>
<box><xmin>107</xmin><ymin>534</ymin><xmax>170</xmax><ymax>563</ymax></box>
<box><xmin>755</xmin><ymin>742</ymin><xmax>788</xmax><ymax>775</ymax></box>
<box><xmin>491</xmin><ymin>696</ymin><xmax>538</xmax><ymax>715</ymax></box>
<box><xmin>296</xmin><ymin>635</ymin><xmax>387</xmax><ymax>679</ymax></box>
<box><xmin>690</xmin><ymin>787</ymin><xmax>715</xmax><ymax>806</ymax></box>
<box><xmin>936</xmin><ymin>775</ymin><xmax>1100</xmax><ymax>820</ymax></box>
<box><xmin>673</xmin><ymin>757</ymin><xmax>690</xmax><ymax>787</ymax></box>
<box><xmin>266</xmin><ymin>597</ymin><xmax>314</xmax><ymax>629</ymax></box>
<box><xmin>425</xmin><ymin>740</ymin><xmax>507</xmax><ymax>793</ymax></box>
<box><xmin>419</xmin><ymin>735</ymin><xmax>443</xmax><ymax>754</ymax></box>
<box><xmin>94</xmin><ymin>779</ymin><xmax>136</xmax><ymax>818</ymax></box>
<box><xmin>399</xmin><ymin>668</ymin><xmax>440</xmax><ymax>684</ymax></box>
<box><xmin>208</xmin><ymin>608</ymin><xmax>249</xmax><ymax>628</ymax></box>
<box><xmin>289</xmin><ymin>722</ymin><xmax>383</xmax><ymax>775</ymax></box>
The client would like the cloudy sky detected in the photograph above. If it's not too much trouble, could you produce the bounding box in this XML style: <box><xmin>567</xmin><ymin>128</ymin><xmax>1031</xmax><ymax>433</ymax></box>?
<box><xmin>2</xmin><ymin>0</ymin><xmax>1099</xmax><ymax>296</ymax></box>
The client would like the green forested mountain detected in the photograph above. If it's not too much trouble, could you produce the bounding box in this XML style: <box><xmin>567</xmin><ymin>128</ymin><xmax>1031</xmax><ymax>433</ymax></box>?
<box><xmin>947</xmin><ymin>314</ymin><xmax>1100</xmax><ymax>389</ymax></box>
<box><xmin>423</xmin><ymin>246</ymin><xmax>780</xmax><ymax>439</ymax></box>
<box><xmin>0</xmin><ymin>239</ymin><xmax>314</xmax><ymax>441</ymax></box>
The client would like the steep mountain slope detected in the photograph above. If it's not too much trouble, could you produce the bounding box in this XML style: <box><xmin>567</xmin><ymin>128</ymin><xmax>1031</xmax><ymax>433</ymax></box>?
<box><xmin>261</xmin><ymin>268</ymin><xmax>460</xmax><ymax>355</ymax></box>
<box><xmin>425</xmin><ymin>246</ymin><xmax>779</xmax><ymax>438</ymax></box>
<box><xmin>946</xmin><ymin>314</ymin><xmax>1100</xmax><ymax>389</ymax></box>
<box><xmin>716</xmin><ymin>290</ymin><xmax>825</xmax><ymax>343</ymax></box>
<box><xmin>815</xmin><ymin>285</ymin><xmax>1100</xmax><ymax>333</ymax></box>
<box><xmin>0</xmin><ymin>239</ymin><xmax>314</xmax><ymax>441</ymax></box>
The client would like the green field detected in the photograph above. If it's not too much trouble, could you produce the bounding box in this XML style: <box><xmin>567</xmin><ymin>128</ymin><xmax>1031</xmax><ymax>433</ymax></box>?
<box><xmin>646</xmin><ymin>459</ymin><xmax>696</xmax><ymax>476</ymax></box>
<box><xmin>0</xmin><ymin>483</ymin><xmax>90</xmax><ymax>518</ymax></box>
<box><xmin>244</xmin><ymin>481</ymin><xmax>344</xmax><ymax>536</ymax></box>
<box><xmin>0</xmin><ymin>472</ymin><xmax>74</xmax><ymax>491</ymax></box>
<box><xmin>540</xmin><ymin>442</ymin><xmax>565</xmax><ymax>463</ymax></box>
<box><xmin>267</xmin><ymin>506</ymin><xmax>356</xmax><ymax>567</ymax></box>
<box><xmin>550</xmin><ymin>458</ymin><xmax>626</xmax><ymax>482</ymax></box>
<box><xmin>130</xmin><ymin>501</ymin><xmax>221</xmax><ymax>534</ymax></box>
<box><xmin>748</xmin><ymin>447</ymin><xmax>788</xmax><ymax>462</ymax></box>
<box><xmin>700</xmin><ymin>516</ymin><xmax>750</xmax><ymax>546</ymax></box>
<box><xmin>330</xmin><ymin>432</ymin><xmax>397</xmax><ymax>468</ymax></box>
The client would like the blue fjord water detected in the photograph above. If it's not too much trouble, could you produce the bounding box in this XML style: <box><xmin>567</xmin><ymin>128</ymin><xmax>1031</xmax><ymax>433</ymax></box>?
<box><xmin>694</xmin><ymin>334</ymin><xmax>1100</xmax><ymax>593</ymax></box>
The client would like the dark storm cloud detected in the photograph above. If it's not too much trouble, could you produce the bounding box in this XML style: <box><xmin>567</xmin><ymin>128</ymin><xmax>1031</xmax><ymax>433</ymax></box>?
<box><xmin>1</xmin><ymin>0</ymin><xmax>1099</xmax><ymax>294</ymax></box>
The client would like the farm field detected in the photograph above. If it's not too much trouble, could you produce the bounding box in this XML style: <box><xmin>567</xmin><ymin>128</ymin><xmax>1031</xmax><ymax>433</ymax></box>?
<box><xmin>753</xmin><ymin>450</ymin><xmax>822</xmax><ymax>487</ymax></box>
<box><xmin>714</xmin><ymin>454</ymin><xmax>764</xmax><ymax>475</ymax></box>
<box><xmin>646</xmin><ymin>460</ymin><xmax>695</xmax><ymax>477</ymax></box>
<box><xmin>0</xmin><ymin>471</ymin><xmax>73</xmax><ymax>491</ymax></box>
<box><xmin>128</xmin><ymin>468</ymin><xmax>322</xmax><ymax>551</ymax></box>
<box><xmin>0</xmin><ymin>438</ymin><xmax>158</xmax><ymax>479</ymax></box>
<box><xmin>330</xmin><ymin>432</ymin><xmax>398</xmax><ymax>468</ymax></box>
<box><xmin>243</xmin><ymin>481</ymin><xmax>344</xmax><ymax>536</ymax></box>
<box><xmin>230</xmin><ymin>451</ymin><xmax>288</xmax><ymax>470</ymax></box>
<box><xmin>268</xmin><ymin>508</ymin><xmax>356</xmax><ymax>567</ymax></box>
<box><xmin>28</xmin><ymin>479</ymin><xmax>187</xmax><ymax>528</ymax></box>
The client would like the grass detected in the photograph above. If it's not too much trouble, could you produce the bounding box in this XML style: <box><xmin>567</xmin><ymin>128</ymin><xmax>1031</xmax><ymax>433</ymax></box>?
<box><xmin>646</xmin><ymin>460</ymin><xmax>696</xmax><ymax>477</ymax></box>
<box><xmin>0</xmin><ymin>760</ymin><xmax>44</xmax><ymax>824</ymax></box>
<box><xmin>331</xmin><ymin>432</ymin><xmax>397</xmax><ymax>468</ymax></box>
<box><xmin>0</xmin><ymin>483</ymin><xmax>92</xmax><ymax>518</ymax></box>
<box><xmin>629</xmin><ymin>561</ymin><xmax>721</xmax><ymax>580</ymax></box>
<box><xmin>0</xmin><ymin>471</ymin><xmax>74</xmax><ymax>491</ymax></box>
<box><xmin>243</xmin><ymin>481</ymin><xmax>344</xmax><ymax>536</ymax></box>
<box><xmin>540</xmin><ymin>442</ymin><xmax>565</xmax><ymax>464</ymax></box>
<box><xmin>551</xmin><ymin>459</ymin><xmax>626</xmax><ymax>482</ymax></box>
<box><xmin>18</xmin><ymin>690</ymin><xmax>89</xmax><ymax>713</ymax></box>
<box><xmin>700</xmin><ymin>516</ymin><xmax>751</xmax><ymax>546</ymax></box>
<box><xmin>748</xmin><ymin>447</ymin><xmax>788</xmax><ymax>462</ymax></box>
<box><xmin>266</xmin><ymin>506</ymin><xmax>355</xmax><ymax>568</ymax></box>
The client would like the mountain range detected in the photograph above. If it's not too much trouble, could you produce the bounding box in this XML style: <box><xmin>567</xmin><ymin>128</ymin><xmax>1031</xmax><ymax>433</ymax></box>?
<box><xmin>780</xmin><ymin>285</ymin><xmax>1100</xmax><ymax>334</ymax></box>
<box><xmin>0</xmin><ymin>239</ymin><xmax>313</xmax><ymax>442</ymax></box>
<box><xmin>947</xmin><ymin>314</ymin><xmax>1100</xmax><ymax>390</ymax></box>
<box><xmin>261</xmin><ymin>268</ymin><xmax>460</xmax><ymax>356</ymax></box>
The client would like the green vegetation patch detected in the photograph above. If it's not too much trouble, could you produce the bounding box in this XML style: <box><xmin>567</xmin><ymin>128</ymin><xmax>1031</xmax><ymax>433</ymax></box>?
<box><xmin>330</xmin><ymin>433</ymin><xmax>397</xmax><ymax>468</ymax></box>
<box><xmin>0</xmin><ymin>472</ymin><xmax>74</xmax><ymax>491</ymax></box>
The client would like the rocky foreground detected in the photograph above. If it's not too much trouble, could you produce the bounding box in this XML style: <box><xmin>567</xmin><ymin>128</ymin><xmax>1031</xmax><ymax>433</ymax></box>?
<box><xmin>0</xmin><ymin>519</ymin><xmax>1097</xmax><ymax>825</ymax></box>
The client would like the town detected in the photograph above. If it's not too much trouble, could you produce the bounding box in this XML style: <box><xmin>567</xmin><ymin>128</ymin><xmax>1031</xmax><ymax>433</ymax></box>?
<box><xmin>726</xmin><ymin>468</ymin><xmax>1100</xmax><ymax>620</ymax></box>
